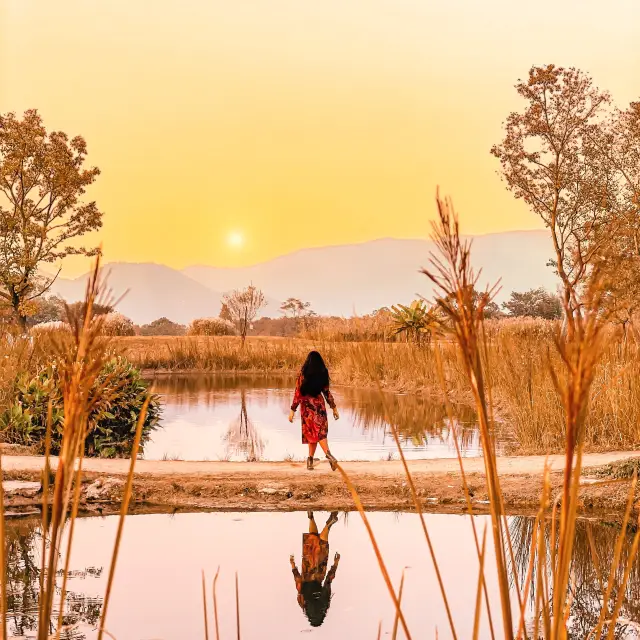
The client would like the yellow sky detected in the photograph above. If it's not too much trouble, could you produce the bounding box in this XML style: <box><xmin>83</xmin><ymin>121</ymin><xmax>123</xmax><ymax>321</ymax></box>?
<box><xmin>1</xmin><ymin>1</ymin><xmax>639</xmax><ymax>275</ymax></box>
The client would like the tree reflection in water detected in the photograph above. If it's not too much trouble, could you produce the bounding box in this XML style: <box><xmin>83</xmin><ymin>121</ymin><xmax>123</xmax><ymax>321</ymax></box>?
<box><xmin>148</xmin><ymin>374</ymin><xmax>293</xmax><ymax>409</ymax></box>
<box><xmin>510</xmin><ymin>516</ymin><xmax>640</xmax><ymax>638</ymax></box>
<box><xmin>148</xmin><ymin>374</ymin><xmax>499</xmax><ymax>458</ymax></box>
<box><xmin>223</xmin><ymin>387</ymin><xmax>266</xmax><ymax>461</ymax></box>
<box><xmin>347</xmin><ymin>388</ymin><xmax>483</xmax><ymax>451</ymax></box>
<box><xmin>4</xmin><ymin>517</ymin><xmax>103</xmax><ymax>639</ymax></box>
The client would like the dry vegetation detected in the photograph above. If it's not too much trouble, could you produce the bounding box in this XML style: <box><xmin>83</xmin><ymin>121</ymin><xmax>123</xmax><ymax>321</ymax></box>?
<box><xmin>1</xmin><ymin>199</ymin><xmax>639</xmax><ymax>638</ymax></box>
<box><xmin>326</xmin><ymin>194</ymin><xmax>640</xmax><ymax>639</ymax></box>
<box><xmin>4</xmin><ymin>314</ymin><xmax>640</xmax><ymax>457</ymax></box>
<box><xmin>110</xmin><ymin>317</ymin><xmax>640</xmax><ymax>455</ymax></box>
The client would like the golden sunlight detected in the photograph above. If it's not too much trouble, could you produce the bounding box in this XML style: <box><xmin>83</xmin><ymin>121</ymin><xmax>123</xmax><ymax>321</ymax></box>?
<box><xmin>227</xmin><ymin>231</ymin><xmax>245</xmax><ymax>249</ymax></box>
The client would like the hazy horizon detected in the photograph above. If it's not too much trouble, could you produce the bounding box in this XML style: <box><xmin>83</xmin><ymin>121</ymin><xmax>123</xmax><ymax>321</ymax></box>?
<box><xmin>50</xmin><ymin>228</ymin><xmax>550</xmax><ymax>278</ymax></box>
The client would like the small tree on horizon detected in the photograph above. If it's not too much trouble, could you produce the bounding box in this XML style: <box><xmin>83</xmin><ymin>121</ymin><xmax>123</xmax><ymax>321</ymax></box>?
<box><xmin>219</xmin><ymin>302</ymin><xmax>233</xmax><ymax>324</ymax></box>
<box><xmin>437</xmin><ymin>287</ymin><xmax>503</xmax><ymax>322</ymax></box>
<box><xmin>503</xmin><ymin>288</ymin><xmax>563</xmax><ymax>320</ymax></box>
<box><xmin>140</xmin><ymin>317</ymin><xmax>187</xmax><ymax>336</ymax></box>
<box><xmin>280</xmin><ymin>297</ymin><xmax>315</xmax><ymax>333</ymax></box>
<box><xmin>66</xmin><ymin>300</ymin><xmax>113</xmax><ymax>320</ymax></box>
<box><xmin>28</xmin><ymin>295</ymin><xmax>66</xmax><ymax>326</ymax></box>
<box><xmin>0</xmin><ymin>110</ymin><xmax>103</xmax><ymax>329</ymax></box>
<box><xmin>221</xmin><ymin>285</ymin><xmax>266</xmax><ymax>346</ymax></box>
<box><xmin>280</xmin><ymin>297</ymin><xmax>311</xmax><ymax>319</ymax></box>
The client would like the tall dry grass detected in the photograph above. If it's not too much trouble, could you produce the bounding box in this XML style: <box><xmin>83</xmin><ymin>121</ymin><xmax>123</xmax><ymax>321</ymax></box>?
<box><xmin>117</xmin><ymin>334</ymin><xmax>469</xmax><ymax>394</ymax></box>
<box><xmin>329</xmin><ymin>193</ymin><xmax>640</xmax><ymax>638</ymax></box>
<box><xmin>489</xmin><ymin>320</ymin><xmax>640</xmax><ymax>453</ymax></box>
<box><xmin>8</xmin><ymin>309</ymin><xmax>640</xmax><ymax>457</ymax></box>
<box><xmin>118</xmin><ymin>335</ymin><xmax>314</xmax><ymax>373</ymax></box>
<box><xmin>301</xmin><ymin>312</ymin><xmax>395</xmax><ymax>342</ymax></box>
<box><xmin>0</xmin><ymin>259</ymin><xmax>151</xmax><ymax>640</ymax></box>
<box><xmin>115</xmin><ymin>320</ymin><xmax>640</xmax><ymax>453</ymax></box>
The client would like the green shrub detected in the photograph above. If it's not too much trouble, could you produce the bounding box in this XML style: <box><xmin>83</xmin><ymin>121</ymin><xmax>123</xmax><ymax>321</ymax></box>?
<box><xmin>0</xmin><ymin>357</ymin><xmax>161</xmax><ymax>458</ymax></box>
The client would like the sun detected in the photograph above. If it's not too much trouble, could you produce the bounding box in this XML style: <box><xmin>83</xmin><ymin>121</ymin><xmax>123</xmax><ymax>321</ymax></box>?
<box><xmin>227</xmin><ymin>231</ymin><xmax>244</xmax><ymax>249</ymax></box>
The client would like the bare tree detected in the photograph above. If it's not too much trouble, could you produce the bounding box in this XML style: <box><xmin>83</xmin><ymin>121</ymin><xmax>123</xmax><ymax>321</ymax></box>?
<box><xmin>0</xmin><ymin>110</ymin><xmax>103</xmax><ymax>329</ymax></box>
<box><xmin>492</xmin><ymin>65</ymin><xmax>614</xmax><ymax>332</ymax></box>
<box><xmin>221</xmin><ymin>285</ymin><xmax>266</xmax><ymax>346</ymax></box>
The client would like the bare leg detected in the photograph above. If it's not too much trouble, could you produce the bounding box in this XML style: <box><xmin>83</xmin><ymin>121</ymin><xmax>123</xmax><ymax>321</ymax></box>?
<box><xmin>308</xmin><ymin>512</ymin><xmax>318</xmax><ymax>535</ymax></box>
<box><xmin>317</xmin><ymin>439</ymin><xmax>329</xmax><ymax>455</ymax></box>
<box><xmin>308</xmin><ymin>442</ymin><xmax>318</xmax><ymax>458</ymax></box>
<box><xmin>319</xmin><ymin>512</ymin><xmax>339</xmax><ymax>541</ymax></box>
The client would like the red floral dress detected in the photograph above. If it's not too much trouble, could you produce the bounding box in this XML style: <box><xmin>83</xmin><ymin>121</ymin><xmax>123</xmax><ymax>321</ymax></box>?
<box><xmin>291</xmin><ymin>375</ymin><xmax>336</xmax><ymax>444</ymax></box>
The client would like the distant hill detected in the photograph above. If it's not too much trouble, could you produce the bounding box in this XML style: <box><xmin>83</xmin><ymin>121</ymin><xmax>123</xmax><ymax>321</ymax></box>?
<box><xmin>51</xmin><ymin>263</ymin><xmax>223</xmax><ymax>326</ymax></box>
<box><xmin>51</xmin><ymin>231</ymin><xmax>558</xmax><ymax>324</ymax></box>
<box><xmin>185</xmin><ymin>230</ymin><xmax>558</xmax><ymax>316</ymax></box>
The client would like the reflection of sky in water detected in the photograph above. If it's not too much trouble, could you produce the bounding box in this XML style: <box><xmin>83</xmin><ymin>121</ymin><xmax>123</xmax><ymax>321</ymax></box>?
<box><xmin>144</xmin><ymin>375</ymin><xmax>484</xmax><ymax>461</ymax></box>
<box><xmin>5</xmin><ymin>512</ymin><xmax>636</xmax><ymax>639</ymax></box>
<box><xmin>4</xmin><ymin>512</ymin><xmax>507</xmax><ymax>639</ymax></box>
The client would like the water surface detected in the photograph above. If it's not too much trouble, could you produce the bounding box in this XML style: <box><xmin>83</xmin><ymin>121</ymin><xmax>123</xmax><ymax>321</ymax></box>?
<box><xmin>144</xmin><ymin>374</ymin><xmax>486</xmax><ymax>461</ymax></box>
<box><xmin>5</xmin><ymin>511</ymin><xmax>638</xmax><ymax>639</ymax></box>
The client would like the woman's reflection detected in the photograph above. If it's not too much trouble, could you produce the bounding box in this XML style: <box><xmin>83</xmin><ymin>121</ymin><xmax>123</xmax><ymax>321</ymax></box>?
<box><xmin>290</xmin><ymin>511</ymin><xmax>341</xmax><ymax>627</ymax></box>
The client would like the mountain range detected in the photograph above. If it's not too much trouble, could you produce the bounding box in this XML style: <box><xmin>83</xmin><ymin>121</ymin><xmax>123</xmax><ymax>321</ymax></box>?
<box><xmin>50</xmin><ymin>230</ymin><xmax>558</xmax><ymax>325</ymax></box>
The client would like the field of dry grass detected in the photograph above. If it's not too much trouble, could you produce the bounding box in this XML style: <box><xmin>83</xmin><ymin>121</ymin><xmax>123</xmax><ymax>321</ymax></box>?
<box><xmin>3</xmin><ymin>318</ymin><xmax>640</xmax><ymax>456</ymax></box>
<box><xmin>111</xmin><ymin>322</ymin><xmax>640</xmax><ymax>456</ymax></box>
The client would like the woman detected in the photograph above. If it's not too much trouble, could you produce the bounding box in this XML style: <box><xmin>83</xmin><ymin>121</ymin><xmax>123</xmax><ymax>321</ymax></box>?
<box><xmin>290</xmin><ymin>511</ymin><xmax>341</xmax><ymax>628</ymax></box>
<box><xmin>289</xmin><ymin>350</ymin><xmax>340</xmax><ymax>471</ymax></box>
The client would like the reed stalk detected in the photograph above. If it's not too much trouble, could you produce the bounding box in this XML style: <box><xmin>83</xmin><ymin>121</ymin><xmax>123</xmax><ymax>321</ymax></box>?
<box><xmin>202</xmin><ymin>570</ymin><xmax>210</xmax><ymax>640</ymax></box>
<box><xmin>98</xmin><ymin>395</ymin><xmax>150</xmax><ymax>640</ymax></box>
<box><xmin>472</xmin><ymin>527</ymin><xmax>488</xmax><ymax>640</ymax></box>
<box><xmin>391</xmin><ymin>569</ymin><xmax>405</xmax><ymax>640</ymax></box>
<box><xmin>37</xmin><ymin>257</ymin><xmax>114</xmax><ymax>640</ymax></box>
<box><xmin>235</xmin><ymin>572</ymin><xmax>241</xmax><ymax>640</ymax></box>
<box><xmin>336</xmin><ymin>465</ymin><xmax>412</xmax><ymax>639</ymax></box>
<box><xmin>421</xmin><ymin>194</ymin><xmax>513</xmax><ymax>637</ymax></box>
<box><xmin>213</xmin><ymin>567</ymin><xmax>221</xmax><ymax>640</ymax></box>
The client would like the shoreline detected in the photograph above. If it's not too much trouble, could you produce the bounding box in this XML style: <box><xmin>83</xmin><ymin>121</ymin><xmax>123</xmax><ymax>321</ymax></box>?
<box><xmin>140</xmin><ymin>367</ymin><xmax>453</xmax><ymax>397</ymax></box>
<box><xmin>3</xmin><ymin>452</ymin><xmax>638</xmax><ymax>517</ymax></box>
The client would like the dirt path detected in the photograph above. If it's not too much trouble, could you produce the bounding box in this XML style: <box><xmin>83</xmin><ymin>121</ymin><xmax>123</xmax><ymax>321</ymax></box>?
<box><xmin>3</xmin><ymin>450</ymin><xmax>638</xmax><ymax>516</ymax></box>
<box><xmin>2</xmin><ymin>450</ymin><xmax>638</xmax><ymax>477</ymax></box>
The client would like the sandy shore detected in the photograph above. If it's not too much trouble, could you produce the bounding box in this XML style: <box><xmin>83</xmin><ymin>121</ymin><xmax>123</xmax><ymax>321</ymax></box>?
<box><xmin>2</xmin><ymin>451</ymin><xmax>638</xmax><ymax>516</ymax></box>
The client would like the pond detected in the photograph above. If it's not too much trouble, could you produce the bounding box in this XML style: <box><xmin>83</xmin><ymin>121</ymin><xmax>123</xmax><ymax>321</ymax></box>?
<box><xmin>4</xmin><ymin>511</ymin><xmax>638</xmax><ymax>639</ymax></box>
<box><xmin>142</xmin><ymin>374</ymin><xmax>491</xmax><ymax>462</ymax></box>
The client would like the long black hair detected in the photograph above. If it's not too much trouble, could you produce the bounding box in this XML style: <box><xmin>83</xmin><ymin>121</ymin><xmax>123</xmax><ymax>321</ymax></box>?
<box><xmin>300</xmin><ymin>580</ymin><xmax>332</xmax><ymax>627</ymax></box>
<box><xmin>300</xmin><ymin>351</ymin><xmax>330</xmax><ymax>397</ymax></box>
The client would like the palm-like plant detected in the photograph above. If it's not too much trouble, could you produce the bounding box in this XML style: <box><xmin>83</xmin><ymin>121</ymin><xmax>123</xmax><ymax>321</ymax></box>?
<box><xmin>389</xmin><ymin>300</ymin><xmax>438</xmax><ymax>343</ymax></box>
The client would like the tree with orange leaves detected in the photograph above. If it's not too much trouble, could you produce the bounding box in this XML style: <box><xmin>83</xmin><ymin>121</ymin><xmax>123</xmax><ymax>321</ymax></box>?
<box><xmin>0</xmin><ymin>110</ymin><xmax>103</xmax><ymax>329</ymax></box>
<box><xmin>492</xmin><ymin>65</ymin><xmax>615</xmax><ymax>328</ymax></box>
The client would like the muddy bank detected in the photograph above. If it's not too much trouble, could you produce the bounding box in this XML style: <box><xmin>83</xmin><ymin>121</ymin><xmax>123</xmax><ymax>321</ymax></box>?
<box><xmin>2</xmin><ymin>452</ymin><xmax>638</xmax><ymax>517</ymax></box>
